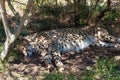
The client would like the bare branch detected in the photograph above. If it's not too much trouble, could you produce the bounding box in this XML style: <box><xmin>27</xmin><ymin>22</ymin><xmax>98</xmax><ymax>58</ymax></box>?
<box><xmin>0</xmin><ymin>0</ymin><xmax>34</xmax><ymax>61</ymax></box>
<box><xmin>0</xmin><ymin>0</ymin><xmax>12</xmax><ymax>38</ymax></box>
<box><xmin>0</xmin><ymin>0</ymin><xmax>15</xmax><ymax>61</ymax></box>
<box><xmin>7</xmin><ymin>0</ymin><xmax>20</xmax><ymax>32</ymax></box>
<box><xmin>12</xmin><ymin>0</ymin><xmax>27</xmax><ymax>5</ymax></box>
<box><xmin>7</xmin><ymin>0</ymin><xmax>18</xmax><ymax>16</ymax></box>
<box><xmin>15</xmin><ymin>0</ymin><xmax>34</xmax><ymax>37</ymax></box>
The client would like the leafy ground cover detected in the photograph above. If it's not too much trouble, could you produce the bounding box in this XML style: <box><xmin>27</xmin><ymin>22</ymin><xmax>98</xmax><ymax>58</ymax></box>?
<box><xmin>0</xmin><ymin>44</ymin><xmax>120</xmax><ymax>80</ymax></box>
<box><xmin>0</xmin><ymin>11</ymin><xmax>120</xmax><ymax>80</ymax></box>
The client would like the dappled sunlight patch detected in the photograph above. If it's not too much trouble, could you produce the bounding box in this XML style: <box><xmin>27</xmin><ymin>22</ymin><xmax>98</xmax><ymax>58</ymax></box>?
<box><xmin>0</xmin><ymin>44</ymin><xmax>120</xmax><ymax>79</ymax></box>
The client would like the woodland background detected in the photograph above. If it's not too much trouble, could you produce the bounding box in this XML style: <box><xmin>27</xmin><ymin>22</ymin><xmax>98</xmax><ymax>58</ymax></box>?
<box><xmin>0</xmin><ymin>0</ymin><xmax>120</xmax><ymax>80</ymax></box>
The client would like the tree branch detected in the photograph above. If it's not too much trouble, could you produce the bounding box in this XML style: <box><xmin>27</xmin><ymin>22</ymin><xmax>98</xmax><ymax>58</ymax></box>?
<box><xmin>7</xmin><ymin>0</ymin><xmax>20</xmax><ymax>32</ymax></box>
<box><xmin>11</xmin><ymin>0</ymin><xmax>27</xmax><ymax>5</ymax></box>
<box><xmin>0</xmin><ymin>0</ymin><xmax>34</xmax><ymax>61</ymax></box>
<box><xmin>7</xmin><ymin>0</ymin><xmax>18</xmax><ymax>16</ymax></box>
<box><xmin>15</xmin><ymin>0</ymin><xmax>34</xmax><ymax>37</ymax></box>
<box><xmin>0</xmin><ymin>0</ymin><xmax>12</xmax><ymax>38</ymax></box>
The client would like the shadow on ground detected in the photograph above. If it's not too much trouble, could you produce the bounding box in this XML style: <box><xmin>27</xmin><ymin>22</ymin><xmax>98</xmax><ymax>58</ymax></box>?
<box><xmin>2</xmin><ymin>46</ymin><xmax>119</xmax><ymax>79</ymax></box>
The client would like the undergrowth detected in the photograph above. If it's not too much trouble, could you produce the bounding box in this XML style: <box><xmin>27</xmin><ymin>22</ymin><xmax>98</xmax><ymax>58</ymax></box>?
<box><xmin>81</xmin><ymin>57</ymin><xmax>120</xmax><ymax>80</ymax></box>
<box><xmin>0</xmin><ymin>44</ymin><xmax>120</xmax><ymax>80</ymax></box>
<box><xmin>43</xmin><ymin>57</ymin><xmax>120</xmax><ymax>80</ymax></box>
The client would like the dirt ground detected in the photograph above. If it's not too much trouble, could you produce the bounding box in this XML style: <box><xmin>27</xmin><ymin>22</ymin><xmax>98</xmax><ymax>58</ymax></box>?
<box><xmin>0</xmin><ymin>46</ymin><xmax>120</xmax><ymax>80</ymax></box>
<box><xmin>0</xmin><ymin>11</ymin><xmax>120</xmax><ymax>80</ymax></box>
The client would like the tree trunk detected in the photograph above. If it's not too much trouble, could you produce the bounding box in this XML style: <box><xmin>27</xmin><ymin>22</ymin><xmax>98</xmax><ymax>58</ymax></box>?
<box><xmin>7</xmin><ymin>0</ymin><xmax>20</xmax><ymax>32</ymax></box>
<box><xmin>7</xmin><ymin>0</ymin><xmax>19</xmax><ymax>16</ymax></box>
<box><xmin>0</xmin><ymin>0</ymin><xmax>34</xmax><ymax>61</ymax></box>
<box><xmin>0</xmin><ymin>35</ymin><xmax>15</xmax><ymax>61</ymax></box>
<box><xmin>0</xmin><ymin>0</ymin><xmax>12</xmax><ymax>38</ymax></box>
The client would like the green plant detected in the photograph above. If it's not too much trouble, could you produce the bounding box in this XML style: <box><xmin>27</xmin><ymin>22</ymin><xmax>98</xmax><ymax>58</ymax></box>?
<box><xmin>81</xmin><ymin>69</ymin><xmax>95</xmax><ymax>80</ymax></box>
<box><xmin>43</xmin><ymin>72</ymin><xmax>65</xmax><ymax>80</ymax></box>
<box><xmin>97</xmin><ymin>57</ymin><xmax>120</xmax><ymax>80</ymax></box>
<box><xmin>80</xmin><ymin>57</ymin><xmax>120</xmax><ymax>80</ymax></box>
<box><xmin>103</xmin><ymin>10</ymin><xmax>120</xmax><ymax>21</ymax></box>
<box><xmin>20</xmin><ymin>29</ymin><xmax>30</xmax><ymax>36</ymax></box>
<box><xmin>9</xmin><ymin>49</ymin><xmax>21</xmax><ymax>61</ymax></box>
<box><xmin>0</xmin><ymin>45</ymin><xmax>9</xmax><ymax>73</ymax></box>
<box><xmin>43</xmin><ymin>71</ymin><xmax>78</xmax><ymax>80</ymax></box>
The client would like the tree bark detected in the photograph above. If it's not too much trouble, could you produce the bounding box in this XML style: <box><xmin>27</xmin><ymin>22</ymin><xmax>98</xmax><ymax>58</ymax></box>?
<box><xmin>7</xmin><ymin>0</ymin><xmax>18</xmax><ymax>16</ymax></box>
<box><xmin>0</xmin><ymin>0</ymin><xmax>12</xmax><ymax>38</ymax></box>
<box><xmin>7</xmin><ymin>0</ymin><xmax>20</xmax><ymax>31</ymax></box>
<box><xmin>0</xmin><ymin>0</ymin><xmax>34</xmax><ymax>61</ymax></box>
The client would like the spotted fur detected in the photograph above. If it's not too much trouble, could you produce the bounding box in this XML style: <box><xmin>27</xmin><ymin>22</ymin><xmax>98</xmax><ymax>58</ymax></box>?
<box><xmin>17</xmin><ymin>26</ymin><xmax>120</xmax><ymax>71</ymax></box>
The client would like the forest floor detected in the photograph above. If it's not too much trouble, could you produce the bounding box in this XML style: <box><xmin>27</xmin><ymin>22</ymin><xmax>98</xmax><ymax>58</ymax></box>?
<box><xmin>0</xmin><ymin>46</ymin><xmax>120</xmax><ymax>80</ymax></box>
<box><xmin>0</xmin><ymin>15</ymin><xmax>120</xmax><ymax>80</ymax></box>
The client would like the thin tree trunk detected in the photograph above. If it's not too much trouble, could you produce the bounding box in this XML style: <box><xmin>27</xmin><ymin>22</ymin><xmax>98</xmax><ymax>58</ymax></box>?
<box><xmin>0</xmin><ymin>0</ymin><xmax>12</xmax><ymax>38</ymax></box>
<box><xmin>0</xmin><ymin>0</ymin><xmax>15</xmax><ymax>61</ymax></box>
<box><xmin>7</xmin><ymin>0</ymin><xmax>20</xmax><ymax>32</ymax></box>
<box><xmin>0</xmin><ymin>0</ymin><xmax>34</xmax><ymax>61</ymax></box>
<box><xmin>7</xmin><ymin>0</ymin><xmax>18</xmax><ymax>16</ymax></box>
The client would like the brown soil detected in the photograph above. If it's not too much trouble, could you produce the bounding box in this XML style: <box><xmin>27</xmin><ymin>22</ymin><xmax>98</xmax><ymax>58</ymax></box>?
<box><xmin>0</xmin><ymin>46</ymin><xmax>120</xmax><ymax>80</ymax></box>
